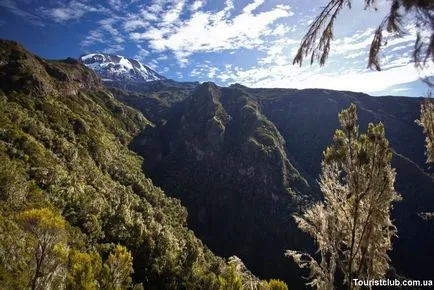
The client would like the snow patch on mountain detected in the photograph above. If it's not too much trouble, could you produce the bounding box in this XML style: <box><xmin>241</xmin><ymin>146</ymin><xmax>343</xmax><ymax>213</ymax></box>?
<box><xmin>79</xmin><ymin>53</ymin><xmax>165</xmax><ymax>83</ymax></box>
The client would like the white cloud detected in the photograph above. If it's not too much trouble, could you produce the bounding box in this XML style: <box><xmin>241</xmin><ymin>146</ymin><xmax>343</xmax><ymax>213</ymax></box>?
<box><xmin>128</xmin><ymin>0</ymin><xmax>294</xmax><ymax>65</ymax></box>
<box><xmin>26</xmin><ymin>0</ymin><xmax>427</xmax><ymax>96</ymax></box>
<box><xmin>259</xmin><ymin>38</ymin><xmax>299</xmax><ymax>65</ymax></box>
<box><xmin>271</xmin><ymin>24</ymin><xmax>293</xmax><ymax>37</ymax></box>
<box><xmin>343</xmin><ymin>50</ymin><xmax>367</xmax><ymax>60</ymax></box>
<box><xmin>242</xmin><ymin>0</ymin><xmax>265</xmax><ymax>14</ymax></box>
<box><xmin>301</xmin><ymin>66</ymin><xmax>421</xmax><ymax>93</ymax></box>
<box><xmin>81</xmin><ymin>16</ymin><xmax>126</xmax><ymax>52</ymax></box>
<box><xmin>123</xmin><ymin>4</ymin><xmax>164</xmax><ymax>32</ymax></box>
<box><xmin>0</xmin><ymin>0</ymin><xmax>45</xmax><ymax>26</ymax></box>
<box><xmin>81</xmin><ymin>29</ymin><xmax>105</xmax><ymax>47</ymax></box>
<box><xmin>102</xmin><ymin>44</ymin><xmax>124</xmax><ymax>54</ymax></box>
<box><xmin>99</xmin><ymin>18</ymin><xmax>124</xmax><ymax>43</ymax></box>
<box><xmin>157</xmin><ymin>55</ymin><xmax>168</xmax><ymax>61</ymax></box>
<box><xmin>108</xmin><ymin>0</ymin><xmax>122</xmax><ymax>10</ymax></box>
<box><xmin>189</xmin><ymin>63</ymin><xmax>221</xmax><ymax>79</ymax></box>
<box><xmin>162</xmin><ymin>0</ymin><xmax>186</xmax><ymax>25</ymax></box>
<box><xmin>147</xmin><ymin>1</ymin><xmax>164</xmax><ymax>14</ymax></box>
<box><xmin>190</xmin><ymin>68</ymin><xmax>201</xmax><ymax>77</ymax></box>
<box><xmin>213</xmin><ymin>54</ymin><xmax>433</xmax><ymax>96</ymax></box>
<box><xmin>134</xmin><ymin>44</ymin><xmax>150</xmax><ymax>63</ymax></box>
<box><xmin>146</xmin><ymin>59</ymin><xmax>160</xmax><ymax>70</ymax></box>
<box><xmin>40</xmin><ymin>1</ymin><xmax>107</xmax><ymax>22</ymax></box>
<box><xmin>207</xmin><ymin>66</ymin><xmax>218</xmax><ymax>78</ymax></box>
<box><xmin>190</xmin><ymin>0</ymin><xmax>205</xmax><ymax>12</ymax></box>
<box><xmin>124</xmin><ymin>18</ymin><xmax>150</xmax><ymax>31</ymax></box>
<box><xmin>206</xmin><ymin>19</ymin><xmax>432</xmax><ymax>96</ymax></box>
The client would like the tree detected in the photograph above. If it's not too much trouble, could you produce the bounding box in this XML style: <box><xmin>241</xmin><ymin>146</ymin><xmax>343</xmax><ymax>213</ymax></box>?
<box><xmin>66</xmin><ymin>250</ymin><xmax>102</xmax><ymax>290</ymax></box>
<box><xmin>286</xmin><ymin>104</ymin><xmax>400</xmax><ymax>289</ymax></box>
<box><xmin>0</xmin><ymin>153</ymin><xmax>28</xmax><ymax>205</ymax></box>
<box><xmin>17</xmin><ymin>208</ymin><xmax>68</xmax><ymax>290</ymax></box>
<box><xmin>259</xmin><ymin>279</ymin><xmax>289</xmax><ymax>290</ymax></box>
<box><xmin>416</xmin><ymin>94</ymin><xmax>434</xmax><ymax>221</ymax></box>
<box><xmin>293</xmin><ymin>0</ymin><xmax>433</xmax><ymax>84</ymax></box>
<box><xmin>0</xmin><ymin>215</ymin><xmax>34</xmax><ymax>289</ymax></box>
<box><xmin>67</xmin><ymin>246</ymin><xmax>142</xmax><ymax>290</ymax></box>
<box><xmin>218</xmin><ymin>264</ymin><xmax>243</xmax><ymax>290</ymax></box>
<box><xmin>416</xmin><ymin>97</ymin><xmax>434</xmax><ymax>164</ymax></box>
<box><xmin>101</xmin><ymin>244</ymin><xmax>134</xmax><ymax>290</ymax></box>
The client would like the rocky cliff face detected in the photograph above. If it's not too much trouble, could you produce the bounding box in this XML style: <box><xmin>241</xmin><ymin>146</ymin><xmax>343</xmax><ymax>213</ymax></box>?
<box><xmin>129</xmin><ymin>82</ymin><xmax>314</xmax><ymax>287</ymax></box>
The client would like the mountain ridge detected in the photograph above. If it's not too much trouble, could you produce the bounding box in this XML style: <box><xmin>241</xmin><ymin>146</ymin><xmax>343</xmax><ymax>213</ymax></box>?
<box><xmin>113</xmin><ymin>79</ymin><xmax>434</xmax><ymax>286</ymax></box>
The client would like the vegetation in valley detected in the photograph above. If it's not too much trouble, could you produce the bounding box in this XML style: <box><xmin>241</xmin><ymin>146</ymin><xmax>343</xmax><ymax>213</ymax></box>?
<box><xmin>128</xmin><ymin>81</ymin><xmax>313</xmax><ymax>289</ymax></box>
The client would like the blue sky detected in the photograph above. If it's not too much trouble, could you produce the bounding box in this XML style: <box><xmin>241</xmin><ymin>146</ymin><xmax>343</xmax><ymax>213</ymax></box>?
<box><xmin>0</xmin><ymin>0</ymin><xmax>432</xmax><ymax>96</ymax></box>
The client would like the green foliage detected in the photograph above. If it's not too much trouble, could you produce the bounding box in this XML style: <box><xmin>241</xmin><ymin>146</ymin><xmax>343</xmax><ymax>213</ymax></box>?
<box><xmin>18</xmin><ymin>207</ymin><xmax>66</xmax><ymax>233</ymax></box>
<box><xmin>67</xmin><ymin>246</ymin><xmax>137</xmax><ymax>290</ymax></box>
<box><xmin>66</xmin><ymin>250</ymin><xmax>102</xmax><ymax>290</ymax></box>
<box><xmin>0</xmin><ymin>42</ymin><xmax>227</xmax><ymax>289</ymax></box>
<box><xmin>260</xmin><ymin>279</ymin><xmax>289</xmax><ymax>290</ymax></box>
<box><xmin>0</xmin><ymin>152</ymin><xmax>28</xmax><ymax>204</ymax></box>
<box><xmin>0</xmin><ymin>215</ymin><xmax>33</xmax><ymax>289</ymax></box>
<box><xmin>100</xmin><ymin>245</ymin><xmax>134</xmax><ymax>290</ymax></box>
<box><xmin>16</xmin><ymin>208</ymin><xmax>68</xmax><ymax>290</ymax></box>
<box><xmin>218</xmin><ymin>265</ymin><xmax>243</xmax><ymax>290</ymax></box>
<box><xmin>416</xmin><ymin>98</ymin><xmax>434</xmax><ymax>164</ymax></box>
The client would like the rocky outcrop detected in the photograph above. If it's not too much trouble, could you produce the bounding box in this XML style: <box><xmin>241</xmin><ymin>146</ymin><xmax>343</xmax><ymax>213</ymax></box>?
<box><xmin>0</xmin><ymin>40</ymin><xmax>101</xmax><ymax>96</ymax></box>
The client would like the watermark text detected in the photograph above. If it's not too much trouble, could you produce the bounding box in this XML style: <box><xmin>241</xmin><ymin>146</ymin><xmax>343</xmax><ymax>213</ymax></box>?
<box><xmin>353</xmin><ymin>278</ymin><xmax>433</xmax><ymax>287</ymax></box>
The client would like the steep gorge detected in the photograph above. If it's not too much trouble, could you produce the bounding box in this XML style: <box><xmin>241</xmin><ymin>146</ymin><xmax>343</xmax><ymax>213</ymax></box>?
<box><xmin>129</xmin><ymin>82</ymin><xmax>314</xmax><ymax>287</ymax></box>
<box><xmin>114</xmin><ymin>81</ymin><xmax>434</xmax><ymax>285</ymax></box>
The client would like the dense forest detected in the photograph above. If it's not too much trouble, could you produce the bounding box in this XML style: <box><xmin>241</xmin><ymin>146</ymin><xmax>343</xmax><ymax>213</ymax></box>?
<box><xmin>0</xmin><ymin>40</ymin><xmax>289</xmax><ymax>289</ymax></box>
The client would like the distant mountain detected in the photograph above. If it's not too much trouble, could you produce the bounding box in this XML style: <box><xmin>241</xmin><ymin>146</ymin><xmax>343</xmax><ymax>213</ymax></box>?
<box><xmin>79</xmin><ymin>53</ymin><xmax>165</xmax><ymax>83</ymax></box>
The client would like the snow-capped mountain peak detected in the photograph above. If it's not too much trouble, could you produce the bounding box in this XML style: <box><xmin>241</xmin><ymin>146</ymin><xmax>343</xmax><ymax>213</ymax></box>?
<box><xmin>79</xmin><ymin>53</ymin><xmax>165</xmax><ymax>82</ymax></box>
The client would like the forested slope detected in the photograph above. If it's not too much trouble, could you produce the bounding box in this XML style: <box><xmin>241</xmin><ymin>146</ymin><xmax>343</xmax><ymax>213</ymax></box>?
<box><xmin>0</xmin><ymin>40</ymin><xmax>269</xmax><ymax>289</ymax></box>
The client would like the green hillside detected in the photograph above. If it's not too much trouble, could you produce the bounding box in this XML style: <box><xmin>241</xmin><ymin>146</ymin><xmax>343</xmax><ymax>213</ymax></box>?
<box><xmin>0</xmin><ymin>40</ymin><xmax>285</xmax><ymax>290</ymax></box>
